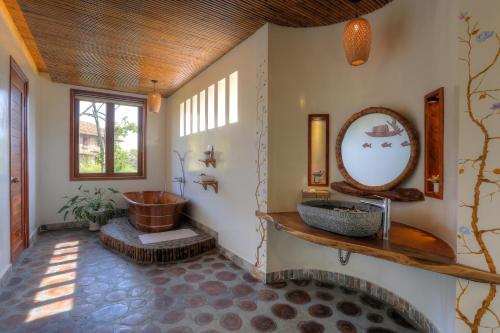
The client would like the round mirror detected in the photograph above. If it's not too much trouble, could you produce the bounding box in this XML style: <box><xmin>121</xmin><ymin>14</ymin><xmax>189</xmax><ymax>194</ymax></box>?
<box><xmin>336</xmin><ymin>107</ymin><xmax>419</xmax><ymax>191</ymax></box>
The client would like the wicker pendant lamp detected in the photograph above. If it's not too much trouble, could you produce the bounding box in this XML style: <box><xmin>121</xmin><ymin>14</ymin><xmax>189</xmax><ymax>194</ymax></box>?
<box><xmin>343</xmin><ymin>0</ymin><xmax>372</xmax><ymax>66</ymax></box>
<box><xmin>147</xmin><ymin>79</ymin><xmax>161</xmax><ymax>113</ymax></box>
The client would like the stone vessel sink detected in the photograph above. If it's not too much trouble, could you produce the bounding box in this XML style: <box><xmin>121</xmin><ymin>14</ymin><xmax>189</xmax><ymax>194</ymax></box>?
<box><xmin>297</xmin><ymin>200</ymin><xmax>383</xmax><ymax>237</ymax></box>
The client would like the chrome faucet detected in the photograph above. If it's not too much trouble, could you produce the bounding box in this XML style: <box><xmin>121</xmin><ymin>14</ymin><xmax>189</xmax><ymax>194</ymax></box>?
<box><xmin>360</xmin><ymin>196</ymin><xmax>391</xmax><ymax>241</ymax></box>
<box><xmin>173</xmin><ymin>176</ymin><xmax>185</xmax><ymax>183</ymax></box>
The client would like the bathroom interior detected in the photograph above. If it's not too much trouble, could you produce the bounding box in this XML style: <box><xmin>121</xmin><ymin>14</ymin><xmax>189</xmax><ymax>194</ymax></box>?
<box><xmin>1</xmin><ymin>0</ymin><xmax>499</xmax><ymax>332</ymax></box>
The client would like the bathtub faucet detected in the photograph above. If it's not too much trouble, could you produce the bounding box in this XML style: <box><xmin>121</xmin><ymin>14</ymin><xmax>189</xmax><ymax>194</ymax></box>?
<box><xmin>173</xmin><ymin>150</ymin><xmax>187</xmax><ymax>197</ymax></box>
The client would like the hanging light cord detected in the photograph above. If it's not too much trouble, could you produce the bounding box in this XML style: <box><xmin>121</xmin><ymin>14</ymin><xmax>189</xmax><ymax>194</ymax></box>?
<box><xmin>151</xmin><ymin>79</ymin><xmax>158</xmax><ymax>94</ymax></box>
<box><xmin>350</xmin><ymin>0</ymin><xmax>361</xmax><ymax>18</ymax></box>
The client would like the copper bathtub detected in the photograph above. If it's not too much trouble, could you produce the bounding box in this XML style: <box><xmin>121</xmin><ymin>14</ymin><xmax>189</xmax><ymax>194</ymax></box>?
<box><xmin>122</xmin><ymin>191</ymin><xmax>188</xmax><ymax>233</ymax></box>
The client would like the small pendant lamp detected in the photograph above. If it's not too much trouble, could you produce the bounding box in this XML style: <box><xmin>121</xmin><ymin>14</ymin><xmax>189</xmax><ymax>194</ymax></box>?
<box><xmin>343</xmin><ymin>0</ymin><xmax>372</xmax><ymax>66</ymax></box>
<box><xmin>147</xmin><ymin>79</ymin><xmax>161</xmax><ymax>113</ymax></box>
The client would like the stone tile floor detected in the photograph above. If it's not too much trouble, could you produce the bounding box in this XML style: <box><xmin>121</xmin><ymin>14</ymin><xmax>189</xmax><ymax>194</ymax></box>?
<box><xmin>0</xmin><ymin>229</ymin><xmax>420</xmax><ymax>333</ymax></box>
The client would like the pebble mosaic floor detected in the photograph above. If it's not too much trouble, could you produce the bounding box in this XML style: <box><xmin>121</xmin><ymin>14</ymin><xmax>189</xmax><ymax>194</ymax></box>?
<box><xmin>0</xmin><ymin>229</ymin><xmax>421</xmax><ymax>333</ymax></box>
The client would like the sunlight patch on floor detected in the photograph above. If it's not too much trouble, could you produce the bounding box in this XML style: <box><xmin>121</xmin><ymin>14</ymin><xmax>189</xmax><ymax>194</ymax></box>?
<box><xmin>49</xmin><ymin>253</ymin><xmax>78</xmax><ymax>264</ymax></box>
<box><xmin>45</xmin><ymin>262</ymin><xmax>77</xmax><ymax>274</ymax></box>
<box><xmin>54</xmin><ymin>241</ymin><xmax>80</xmax><ymax>249</ymax></box>
<box><xmin>25</xmin><ymin>298</ymin><xmax>74</xmax><ymax>322</ymax></box>
<box><xmin>23</xmin><ymin>242</ymin><xmax>81</xmax><ymax>323</ymax></box>
<box><xmin>34</xmin><ymin>283</ymin><xmax>75</xmax><ymax>303</ymax></box>
<box><xmin>53</xmin><ymin>246</ymin><xmax>79</xmax><ymax>256</ymax></box>
<box><xmin>39</xmin><ymin>271</ymin><xmax>76</xmax><ymax>288</ymax></box>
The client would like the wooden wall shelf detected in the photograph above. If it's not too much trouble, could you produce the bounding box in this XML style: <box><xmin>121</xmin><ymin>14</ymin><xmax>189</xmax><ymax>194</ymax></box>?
<box><xmin>194</xmin><ymin>180</ymin><xmax>218</xmax><ymax>193</ymax></box>
<box><xmin>199</xmin><ymin>158</ymin><xmax>216</xmax><ymax>168</ymax></box>
<box><xmin>264</xmin><ymin>212</ymin><xmax>500</xmax><ymax>284</ymax></box>
<box><xmin>331</xmin><ymin>181</ymin><xmax>424</xmax><ymax>202</ymax></box>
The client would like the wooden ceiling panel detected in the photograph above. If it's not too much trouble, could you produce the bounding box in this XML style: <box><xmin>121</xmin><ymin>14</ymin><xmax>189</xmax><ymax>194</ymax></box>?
<box><xmin>3</xmin><ymin>0</ymin><xmax>47</xmax><ymax>71</ymax></box>
<box><xmin>5</xmin><ymin>0</ymin><xmax>392</xmax><ymax>96</ymax></box>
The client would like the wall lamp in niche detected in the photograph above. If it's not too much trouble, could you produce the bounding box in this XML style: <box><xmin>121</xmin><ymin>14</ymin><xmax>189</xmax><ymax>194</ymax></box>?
<box><xmin>343</xmin><ymin>0</ymin><xmax>372</xmax><ymax>66</ymax></box>
<box><xmin>147</xmin><ymin>79</ymin><xmax>161</xmax><ymax>113</ymax></box>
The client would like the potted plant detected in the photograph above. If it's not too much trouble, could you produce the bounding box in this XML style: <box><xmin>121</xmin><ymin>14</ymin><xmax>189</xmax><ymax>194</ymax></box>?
<box><xmin>427</xmin><ymin>174</ymin><xmax>440</xmax><ymax>193</ymax></box>
<box><xmin>58</xmin><ymin>186</ymin><xmax>120</xmax><ymax>231</ymax></box>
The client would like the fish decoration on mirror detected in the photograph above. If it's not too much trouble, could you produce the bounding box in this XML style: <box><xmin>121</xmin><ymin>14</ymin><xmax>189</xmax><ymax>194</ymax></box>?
<box><xmin>365</xmin><ymin>119</ymin><xmax>404</xmax><ymax>137</ymax></box>
<box><xmin>360</xmin><ymin>118</ymin><xmax>411</xmax><ymax>151</ymax></box>
<box><xmin>381</xmin><ymin>142</ymin><xmax>392</xmax><ymax>148</ymax></box>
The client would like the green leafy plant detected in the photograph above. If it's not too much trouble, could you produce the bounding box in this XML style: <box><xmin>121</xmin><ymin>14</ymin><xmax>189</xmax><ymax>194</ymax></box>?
<box><xmin>58</xmin><ymin>186</ymin><xmax>120</xmax><ymax>224</ymax></box>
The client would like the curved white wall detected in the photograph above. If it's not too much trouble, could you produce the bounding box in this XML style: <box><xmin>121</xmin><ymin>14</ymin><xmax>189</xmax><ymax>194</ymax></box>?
<box><xmin>267</xmin><ymin>1</ymin><xmax>459</xmax><ymax>331</ymax></box>
<box><xmin>164</xmin><ymin>25</ymin><xmax>269</xmax><ymax>271</ymax></box>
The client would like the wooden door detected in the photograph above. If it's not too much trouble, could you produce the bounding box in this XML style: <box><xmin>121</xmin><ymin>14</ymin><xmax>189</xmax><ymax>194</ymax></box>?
<box><xmin>9</xmin><ymin>57</ymin><xmax>29</xmax><ymax>264</ymax></box>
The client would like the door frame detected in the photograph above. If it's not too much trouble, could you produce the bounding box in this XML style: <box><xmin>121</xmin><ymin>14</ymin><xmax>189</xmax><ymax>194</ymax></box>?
<box><xmin>9</xmin><ymin>56</ymin><xmax>29</xmax><ymax>262</ymax></box>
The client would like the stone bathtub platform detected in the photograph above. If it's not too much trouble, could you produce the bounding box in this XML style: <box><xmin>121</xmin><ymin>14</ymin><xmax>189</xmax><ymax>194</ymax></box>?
<box><xmin>100</xmin><ymin>217</ymin><xmax>217</xmax><ymax>264</ymax></box>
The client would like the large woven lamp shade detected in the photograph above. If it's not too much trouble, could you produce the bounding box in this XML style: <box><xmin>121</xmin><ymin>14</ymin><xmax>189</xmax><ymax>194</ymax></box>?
<box><xmin>343</xmin><ymin>17</ymin><xmax>372</xmax><ymax>66</ymax></box>
<box><xmin>147</xmin><ymin>79</ymin><xmax>161</xmax><ymax>113</ymax></box>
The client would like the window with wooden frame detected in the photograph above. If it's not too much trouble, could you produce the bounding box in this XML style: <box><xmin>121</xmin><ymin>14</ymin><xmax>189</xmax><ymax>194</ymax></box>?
<box><xmin>70</xmin><ymin>89</ymin><xmax>147</xmax><ymax>180</ymax></box>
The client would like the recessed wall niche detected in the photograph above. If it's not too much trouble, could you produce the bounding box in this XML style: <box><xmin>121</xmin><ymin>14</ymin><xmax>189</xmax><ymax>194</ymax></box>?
<box><xmin>424</xmin><ymin>87</ymin><xmax>444</xmax><ymax>199</ymax></box>
<box><xmin>308</xmin><ymin>114</ymin><xmax>330</xmax><ymax>186</ymax></box>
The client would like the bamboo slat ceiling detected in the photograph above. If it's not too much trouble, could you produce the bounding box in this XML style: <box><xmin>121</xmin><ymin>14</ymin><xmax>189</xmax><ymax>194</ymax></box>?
<box><xmin>6</xmin><ymin>0</ymin><xmax>392</xmax><ymax>96</ymax></box>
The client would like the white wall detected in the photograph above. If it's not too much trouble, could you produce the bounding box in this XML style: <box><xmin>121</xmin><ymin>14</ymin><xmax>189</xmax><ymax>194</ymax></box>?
<box><xmin>455</xmin><ymin>1</ymin><xmax>500</xmax><ymax>331</ymax></box>
<box><xmin>36</xmin><ymin>76</ymin><xmax>168</xmax><ymax>224</ymax></box>
<box><xmin>165</xmin><ymin>25</ymin><xmax>268</xmax><ymax>272</ymax></box>
<box><xmin>266</xmin><ymin>1</ymin><xmax>458</xmax><ymax>331</ymax></box>
<box><xmin>0</xmin><ymin>1</ymin><xmax>40</xmax><ymax>280</ymax></box>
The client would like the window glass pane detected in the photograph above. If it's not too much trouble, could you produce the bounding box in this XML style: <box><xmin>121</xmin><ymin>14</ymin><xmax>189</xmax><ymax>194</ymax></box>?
<box><xmin>192</xmin><ymin>95</ymin><xmax>198</xmax><ymax>133</ymax></box>
<box><xmin>199</xmin><ymin>90</ymin><xmax>206</xmax><ymax>132</ymax></box>
<box><xmin>114</xmin><ymin>104</ymin><xmax>139</xmax><ymax>173</ymax></box>
<box><xmin>78</xmin><ymin>100</ymin><xmax>106</xmax><ymax>173</ymax></box>
<box><xmin>72</xmin><ymin>89</ymin><xmax>146</xmax><ymax>179</ymax></box>
<box><xmin>229</xmin><ymin>71</ymin><xmax>238</xmax><ymax>124</ymax></box>
<box><xmin>208</xmin><ymin>84</ymin><xmax>215</xmax><ymax>129</ymax></box>
<box><xmin>185</xmin><ymin>98</ymin><xmax>191</xmax><ymax>135</ymax></box>
<box><xmin>179</xmin><ymin>102</ymin><xmax>185</xmax><ymax>137</ymax></box>
<box><xmin>217</xmin><ymin>78</ymin><xmax>226</xmax><ymax>127</ymax></box>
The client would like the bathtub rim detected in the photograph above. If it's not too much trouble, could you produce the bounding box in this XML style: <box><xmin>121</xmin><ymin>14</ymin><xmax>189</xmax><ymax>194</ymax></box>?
<box><xmin>122</xmin><ymin>191</ymin><xmax>188</xmax><ymax>207</ymax></box>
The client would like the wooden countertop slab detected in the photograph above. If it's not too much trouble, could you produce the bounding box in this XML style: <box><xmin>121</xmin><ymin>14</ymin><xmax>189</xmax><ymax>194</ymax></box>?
<box><xmin>266</xmin><ymin>212</ymin><xmax>500</xmax><ymax>284</ymax></box>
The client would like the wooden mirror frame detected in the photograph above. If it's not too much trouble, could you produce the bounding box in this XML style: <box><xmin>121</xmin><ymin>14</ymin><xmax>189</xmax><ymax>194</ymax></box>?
<box><xmin>308</xmin><ymin>114</ymin><xmax>330</xmax><ymax>187</ymax></box>
<box><xmin>336</xmin><ymin>107</ymin><xmax>419</xmax><ymax>191</ymax></box>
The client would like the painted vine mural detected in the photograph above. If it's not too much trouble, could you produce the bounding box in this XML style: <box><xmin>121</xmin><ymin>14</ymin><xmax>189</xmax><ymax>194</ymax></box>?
<box><xmin>456</xmin><ymin>12</ymin><xmax>500</xmax><ymax>333</ymax></box>
<box><xmin>254</xmin><ymin>61</ymin><xmax>268</xmax><ymax>269</ymax></box>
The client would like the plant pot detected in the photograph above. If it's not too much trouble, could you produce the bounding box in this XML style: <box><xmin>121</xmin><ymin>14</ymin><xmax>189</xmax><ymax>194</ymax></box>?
<box><xmin>88</xmin><ymin>210</ymin><xmax>115</xmax><ymax>231</ymax></box>
<box><xmin>433</xmin><ymin>183</ymin><xmax>440</xmax><ymax>193</ymax></box>
<box><xmin>89</xmin><ymin>221</ymin><xmax>100</xmax><ymax>231</ymax></box>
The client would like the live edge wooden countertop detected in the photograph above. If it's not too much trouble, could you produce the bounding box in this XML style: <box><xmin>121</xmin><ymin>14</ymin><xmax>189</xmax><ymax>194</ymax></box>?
<box><xmin>265</xmin><ymin>212</ymin><xmax>500</xmax><ymax>284</ymax></box>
